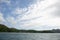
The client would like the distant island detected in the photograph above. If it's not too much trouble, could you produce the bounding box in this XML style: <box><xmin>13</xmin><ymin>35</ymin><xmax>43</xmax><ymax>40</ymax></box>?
<box><xmin>0</xmin><ymin>24</ymin><xmax>60</xmax><ymax>33</ymax></box>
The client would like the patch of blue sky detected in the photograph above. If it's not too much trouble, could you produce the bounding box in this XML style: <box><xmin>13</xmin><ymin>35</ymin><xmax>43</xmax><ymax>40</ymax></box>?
<box><xmin>0</xmin><ymin>0</ymin><xmax>36</xmax><ymax>19</ymax></box>
<box><xmin>0</xmin><ymin>2</ymin><xmax>13</xmax><ymax>18</ymax></box>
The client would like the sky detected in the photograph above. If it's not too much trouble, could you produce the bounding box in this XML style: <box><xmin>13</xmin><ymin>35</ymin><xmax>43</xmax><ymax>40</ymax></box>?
<box><xmin>0</xmin><ymin>0</ymin><xmax>60</xmax><ymax>30</ymax></box>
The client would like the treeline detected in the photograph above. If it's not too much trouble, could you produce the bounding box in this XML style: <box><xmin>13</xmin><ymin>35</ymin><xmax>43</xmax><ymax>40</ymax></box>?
<box><xmin>0</xmin><ymin>24</ymin><xmax>60</xmax><ymax>33</ymax></box>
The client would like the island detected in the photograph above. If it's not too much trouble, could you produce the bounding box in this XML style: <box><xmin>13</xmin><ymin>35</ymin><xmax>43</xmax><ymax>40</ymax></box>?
<box><xmin>0</xmin><ymin>24</ymin><xmax>60</xmax><ymax>33</ymax></box>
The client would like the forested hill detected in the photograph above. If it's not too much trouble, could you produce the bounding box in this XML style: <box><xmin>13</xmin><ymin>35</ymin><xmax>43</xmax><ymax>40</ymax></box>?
<box><xmin>0</xmin><ymin>24</ymin><xmax>60</xmax><ymax>33</ymax></box>
<box><xmin>0</xmin><ymin>24</ymin><xmax>19</xmax><ymax>32</ymax></box>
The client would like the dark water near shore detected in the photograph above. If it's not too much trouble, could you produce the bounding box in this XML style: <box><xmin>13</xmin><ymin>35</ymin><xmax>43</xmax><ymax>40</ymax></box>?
<box><xmin>0</xmin><ymin>33</ymin><xmax>60</xmax><ymax>40</ymax></box>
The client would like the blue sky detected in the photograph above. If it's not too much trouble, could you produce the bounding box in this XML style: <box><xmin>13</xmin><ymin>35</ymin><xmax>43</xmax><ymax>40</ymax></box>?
<box><xmin>0</xmin><ymin>0</ymin><xmax>60</xmax><ymax>30</ymax></box>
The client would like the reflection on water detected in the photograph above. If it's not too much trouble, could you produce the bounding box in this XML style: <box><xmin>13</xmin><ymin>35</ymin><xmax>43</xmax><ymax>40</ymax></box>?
<box><xmin>0</xmin><ymin>33</ymin><xmax>60</xmax><ymax>40</ymax></box>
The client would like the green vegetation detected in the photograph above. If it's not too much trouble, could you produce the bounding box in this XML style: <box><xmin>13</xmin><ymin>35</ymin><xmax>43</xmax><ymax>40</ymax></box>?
<box><xmin>0</xmin><ymin>24</ymin><xmax>60</xmax><ymax>33</ymax></box>
<box><xmin>0</xmin><ymin>24</ymin><xmax>19</xmax><ymax>32</ymax></box>
<box><xmin>0</xmin><ymin>24</ymin><xmax>9</xmax><ymax>32</ymax></box>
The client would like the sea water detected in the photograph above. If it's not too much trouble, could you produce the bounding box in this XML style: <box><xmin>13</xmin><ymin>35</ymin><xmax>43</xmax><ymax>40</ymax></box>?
<box><xmin>0</xmin><ymin>33</ymin><xmax>60</xmax><ymax>40</ymax></box>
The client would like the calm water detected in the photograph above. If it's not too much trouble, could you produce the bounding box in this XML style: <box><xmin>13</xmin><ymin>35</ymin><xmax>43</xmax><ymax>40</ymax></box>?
<box><xmin>0</xmin><ymin>33</ymin><xmax>60</xmax><ymax>40</ymax></box>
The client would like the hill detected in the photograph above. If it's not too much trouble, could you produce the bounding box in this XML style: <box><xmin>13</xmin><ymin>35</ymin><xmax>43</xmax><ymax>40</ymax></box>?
<box><xmin>0</xmin><ymin>24</ymin><xmax>60</xmax><ymax>33</ymax></box>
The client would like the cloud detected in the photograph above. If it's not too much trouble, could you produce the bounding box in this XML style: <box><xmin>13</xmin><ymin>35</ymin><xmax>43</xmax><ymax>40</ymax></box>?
<box><xmin>0</xmin><ymin>0</ymin><xmax>60</xmax><ymax>30</ymax></box>
<box><xmin>21</xmin><ymin>0</ymin><xmax>57</xmax><ymax>19</ymax></box>
<box><xmin>13</xmin><ymin>8</ymin><xmax>28</xmax><ymax>15</ymax></box>
<box><xmin>0</xmin><ymin>12</ymin><xmax>5</xmax><ymax>23</ymax></box>
<box><xmin>5</xmin><ymin>16</ymin><xmax>18</xmax><ymax>28</ymax></box>
<box><xmin>9</xmin><ymin>0</ymin><xmax>60</xmax><ymax>30</ymax></box>
<box><xmin>51</xmin><ymin>0</ymin><xmax>60</xmax><ymax>17</ymax></box>
<box><xmin>24</xmin><ymin>0</ymin><xmax>60</xmax><ymax>29</ymax></box>
<box><xmin>0</xmin><ymin>0</ymin><xmax>11</xmax><ymax>5</ymax></box>
<box><xmin>6</xmin><ymin>16</ymin><xmax>17</xmax><ymax>25</ymax></box>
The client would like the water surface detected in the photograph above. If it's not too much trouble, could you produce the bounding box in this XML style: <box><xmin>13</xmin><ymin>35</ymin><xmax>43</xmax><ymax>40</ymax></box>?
<box><xmin>0</xmin><ymin>33</ymin><xmax>60</xmax><ymax>40</ymax></box>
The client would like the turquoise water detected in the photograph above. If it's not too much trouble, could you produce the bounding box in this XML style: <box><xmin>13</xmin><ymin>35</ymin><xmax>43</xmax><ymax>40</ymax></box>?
<box><xmin>0</xmin><ymin>33</ymin><xmax>60</xmax><ymax>40</ymax></box>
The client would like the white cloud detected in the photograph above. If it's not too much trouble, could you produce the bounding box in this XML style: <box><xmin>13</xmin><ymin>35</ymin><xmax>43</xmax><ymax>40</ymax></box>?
<box><xmin>11</xmin><ymin>0</ymin><xmax>60</xmax><ymax>30</ymax></box>
<box><xmin>20</xmin><ymin>0</ymin><xmax>60</xmax><ymax>29</ymax></box>
<box><xmin>51</xmin><ymin>0</ymin><xmax>60</xmax><ymax>17</ymax></box>
<box><xmin>6</xmin><ymin>16</ymin><xmax>17</xmax><ymax>25</ymax></box>
<box><xmin>4</xmin><ymin>16</ymin><xmax>19</xmax><ymax>28</ymax></box>
<box><xmin>13</xmin><ymin>8</ymin><xmax>27</xmax><ymax>15</ymax></box>
<box><xmin>0</xmin><ymin>12</ymin><xmax>5</xmax><ymax>23</ymax></box>
<box><xmin>0</xmin><ymin>0</ymin><xmax>11</xmax><ymax>5</ymax></box>
<box><xmin>21</xmin><ymin>0</ymin><xmax>57</xmax><ymax>20</ymax></box>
